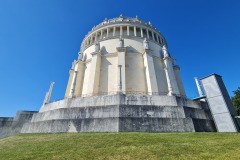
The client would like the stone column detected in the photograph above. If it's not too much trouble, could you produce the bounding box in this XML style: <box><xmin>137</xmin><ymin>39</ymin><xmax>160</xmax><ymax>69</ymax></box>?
<box><xmin>87</xmin><ymin>39</ymin><xmax>89</xmax><ymax>46</ymax></box>
<box><xmin>69</xmin><ymin>70</ymin><xmax>78</xmax><ymax>97</ymax></box>
<box><xmin>152</xmin><ymin>31</ymin><xmax>155</xmax><ymax>41</ymax></box>
<box><xmin>173</xmin><ymin>66</ymin><xmax>186</xmax><ymax>96</ymax></box>
<box><xmin>143</xmin><ymin>50</ymin><xmax>159</xmax><ymax>95</ymax></box>
<box><xmin>156</xmin><ymin>35</ymin><xmax>159</xmax><ymax>43</ymax></box>
<box><xmin>165</xmin><ymin>60</ymin><xmax>180</xmax><ymax>95</ymax></box>
<box><xmin>100</xmin><ymin>30</ymin><xmax>103</xmax><ymax>39</ymax></box>
<box><xmin>106</xmin><ymin>28</ymin><xmax>109</xmax><ymax>38</ymax></box>
<box><xmin>95</xmin><ymin>32</ymin><xmax>98</xmax><ymax>42</ymax></box>
<box><xmin>146</xmin><ymin>29</ymin><xmax>150</xmax><ymax>39</ymax></box>
<box><xmin>90</xmin><ymin>35</ymin><xmax>93</xmax><ymax>44</ymax></box>
<box><xmin>65</xmin><ymin>69</ymin><xmax>75</xmax><ymax>98</ymax></box>
<box><xmin>164</xmin><ymin>67</ymin><xmax>173</xmax><ymax>96</ymax></box>
<box><xmin>87</xmin><ymin>52</ymin><xmax>101</xmax><ymax>96</ymax></box>
<box><xmin>117</xmin><ymin>47</ymin><xmax>126</xmax><ymax>93</ymax></box>
<box><xmin>161</xmin><ymin>38</ymin><xmax>164</xmax><ymax>45</ymax></box>
<box><xmin>74</xmin><ymin>61</ymin><xmax>85</xmax><ymax>97</ymax></box>
<box><xmin>120</xmin><ymin>26</ymin><xmax>123</xmax><ymax>36</ymax></box>
<box><xmin>65</xmin><ymin>60</ymin><xmax>85</xmax><ymax>98</ymax></box>
<box><xmin>127</xmin><ymin>26</ymin><xmax>129</xmax><ymax>36</ymax></box>
<box><xmin>163</xmin><ymin>48</ymin><xmax>180</xmax><ymax>96</ymax></box>
<box><xmin>141</xmin><ymin>27</ymin><xmax>143</xmax><ymax>37</ymax></box>
<box><xmin>134</xmin><ymin>26</ymin><xmax>137</xmax><ymax>36</ymax></box>
<box><xmin>113</xmin><ymin>27</ymin><xmax>116</xmax><ymax>36</ymax></box>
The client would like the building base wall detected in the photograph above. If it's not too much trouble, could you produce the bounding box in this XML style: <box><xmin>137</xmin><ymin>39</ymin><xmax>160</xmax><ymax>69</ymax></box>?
<box><xmin>119</xmin><ymin>117</ymin><xmax>195</xmax><ymax>132</ymax></box>
<box><xmin>0</xmin><ymin>95</ymin><xmax>216</xmax><ymax>138</ymax></box>
<box><xmin>0</xmin><ymin>111</ymin><xmax>37</xmax><ymax>138</ymax></box>
<box><xmin>21</xmin><ymin>118</ymin><xmax>119</xmax><ymax>133</ymax></box>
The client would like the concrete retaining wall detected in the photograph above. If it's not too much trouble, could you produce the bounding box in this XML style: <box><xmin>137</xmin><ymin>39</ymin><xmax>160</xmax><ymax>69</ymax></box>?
<box><xmin>119</xmin><ymin>105</ymin><xmax>186</xmax><ymax>118</ymax></box>
<box><xmin>33</xmin><ymin>105</ymin><xmax>187</xmax><ymax>123</ymax></box>
<box><xmin>119</xmin><ymin>117</ymin><xmax>195</xmax><ymax>132</ymax></box>
<box><xmin>1</xmin><ymin>95</ymin><xmax>217</xmax><ymax>137</ymax></box>
<box><xmin>40</xmin><ymin>94</ymin><xmax>201</xmax><ymax>112</ymax></box>
<box><xmin>192</xmin><ymin>119</ymin><xmax>216</xmax><ymax>132</ymax></box>
<box><xmin>22</xmin><ymin>118</ymin><xmax>119</xmax><ymax>133</ymax></box>
<box><xmin>22</xmin><ymin>117</ymin><xmax>195</xmax><ymax>133</ymax></box>
<box><xmin>0</xmin><ymin>117</ymin><xmax>14</xmax><ymax>138</ymax></box>
<box><xmin>0</xmin><ymin>111</ymin><xmax>37</xmax><ymax>138</ymax></box>
<box><xmin>184</xmin><ymin>107</ymin><xmax>216</xmax><ymax>132</ymax></box>
<box><xmin>22</xmin><ymin>102</ymin><xmax>214</xmax><ymax>133</ymax></box>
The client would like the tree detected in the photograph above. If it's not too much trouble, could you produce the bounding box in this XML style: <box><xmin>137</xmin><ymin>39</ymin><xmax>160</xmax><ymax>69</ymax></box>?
<box><xmin>232</xmin><ymin>87</ymin><xmax>240</xmax><ymax>116</ymax></box>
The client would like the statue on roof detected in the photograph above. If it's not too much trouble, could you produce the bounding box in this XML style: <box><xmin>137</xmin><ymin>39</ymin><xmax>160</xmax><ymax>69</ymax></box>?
<box><xmin>95</xmin><ymin>41</ymin><xmax>100</xmax><ymax>52</ymax></box>
<box><xmin>119</xmin><ymin>36</ymin><xmax>124</xmax><ymax>48</ymax></box>
<box><xmin>78</xmin><ymin>52</ymin><xmax>83</xmax><ymax>60</ymax></box>
<box><xmin>143</xmin><ymin>38</ymin><xmax>149</xmax><ymax>50</ymax></box>
<box><xmin>71</xmin><ymin>60</ymin><xmax>76</xmax><ymax>70</ymax></box>
<box><xmin>163</xmin><ymin>45</ymin><xmax>169</xmax><ymax>58</ymax></box>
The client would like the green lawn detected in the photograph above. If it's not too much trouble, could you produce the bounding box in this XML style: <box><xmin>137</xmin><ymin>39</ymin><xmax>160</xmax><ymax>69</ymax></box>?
<box><xmin>0</xmin><ymin>132</ymin><xmax>240</xmax><ymax>160</ymax></box>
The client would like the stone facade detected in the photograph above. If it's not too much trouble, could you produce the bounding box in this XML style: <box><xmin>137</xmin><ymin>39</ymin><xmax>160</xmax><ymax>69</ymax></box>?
<box><xmin>65</xmin><ymin>16</ymin><xmax>185</xmax><ymax>98</ymax></box>
<box><xmin>21</xmin><ymin>94</ymin><xmax>215</xmax><ymax>133</ymax></box>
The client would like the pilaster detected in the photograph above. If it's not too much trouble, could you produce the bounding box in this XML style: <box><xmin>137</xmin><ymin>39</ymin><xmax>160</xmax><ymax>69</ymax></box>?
<box><xmin>100</xmin><ymin>30</ymin><xmax>103</xmax><ymax>39</ymax></box>
<box><xmin>74</xmin><ymin>61</ymin><xmax>85</xmax><ymax>97</ymax></box>
<box><xmin>156</xmin><ymin>35</ymin><xmax>159</xmax><ymax>43</ymax></box>
<box><xmin>120</xmin><ymin>26</ymin><xmax>123</xmax><ymax>36</ymax></box>
<box><xmin>143</xmin><ymin>50</ymin><xmax>159</xmax><ymax>94</ymax></box>
<box><xmin>95</xmin><ymin>32</ymin><xmax>97</xmax><ymax>42</ymax></box>
<box><xmin>69</xmin><ymin>70</ymin><xmax>77</xmax><ymax>97</ymax></box>
<box><xmin>152</xmin><ymin>31</ymin><xmax>155</xmax><ymax>41</ymax></box>
<box><xmin>107</xmin><ymin>28</ymin><xmax>109</xmax><ymax>37</ymax></box>
<box><xmin>146</xmin><ymin>29</ymin><xmax>150</xmax><ymax>39</ymax></box>
<box><xmin>174</xmin><ymin>65</ymin><xmax>186</xmax><ymax>96</ymax></box>
<box><xmin>87</xmin><ymin>52</ymin><xmax>102</xmax><ymax>96</ymax></box>
<box><xmin>117</xmin><ymin>47</ymin><xmax>126</xmax><ymax>93</ymax></box>
<box><xmin>140</xmin><ymin>27</ymin><xmax>143</xmax><ymax>37</ymax></box>
<box><xmin>163</xmin><ymin>57</ymin><xmax>180</xmax><ymax>95</ymax></box>
<box><xmin>65</xmin><ymin>69</ymin><xmax>75</xmax><ymax>98</ymax></box>
<box><xmin>113</xmin><ymin>27</ymin><xmax>116</xmax><ymax>36</ymax></box>
<box><xmin>90</xmin><ymin>35</ymin><xmax>93</xmax><ymax>44</ymax></box>
<box><xmin>134</xmin><ymin>26</ymin><xmax>137</xmax><ymax>36</ymax></box>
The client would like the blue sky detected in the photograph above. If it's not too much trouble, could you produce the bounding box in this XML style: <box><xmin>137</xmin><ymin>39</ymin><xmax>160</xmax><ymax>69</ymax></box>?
<box><xmin>0</xmin><ymin>0</ymin><xmax>240</xmax><ymax>117</ymax></box>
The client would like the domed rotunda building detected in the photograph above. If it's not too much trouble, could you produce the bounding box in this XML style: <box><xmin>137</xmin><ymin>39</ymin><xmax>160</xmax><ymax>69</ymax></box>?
<box><xmin>19</xmin><ymin>16</ymin><xmax>217</xmax><ymax>133</ymax></box>
<box><xmin>65</xmin><ymin>15</ymin><xmax>185</xmax><ymax>98</ymax></box>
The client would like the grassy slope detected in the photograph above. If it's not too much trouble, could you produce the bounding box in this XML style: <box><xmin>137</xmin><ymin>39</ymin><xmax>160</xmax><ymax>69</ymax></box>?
<box><xmin>0</xmin><ymin>132</ymin><xmax>240</xmax><ymax>160</ymax></box>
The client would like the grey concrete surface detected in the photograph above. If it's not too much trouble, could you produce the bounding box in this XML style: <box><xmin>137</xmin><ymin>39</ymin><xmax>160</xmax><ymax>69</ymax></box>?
<box><xmin>40</xmin><ymin>94</ymin><xmax>201</xmax><ymax>112</ymax></box>
<box><xmin>201</xmin><ymin>74</ymin><xmax>238</xmax><ymax>132</ymax></box>
<box><xmin>0</xmin><ymin>111</ymin><xmax>37</xmax><ymax>138</ymax></box>
<box><xmin>22</xmin><ymin>118</ymin><xmax>119</xmax><ymax>133</ymax></box>
<box><xmin>0</xmin><ymin>95</ymin><xmax>217</xmax><ymax>137</ymax></box>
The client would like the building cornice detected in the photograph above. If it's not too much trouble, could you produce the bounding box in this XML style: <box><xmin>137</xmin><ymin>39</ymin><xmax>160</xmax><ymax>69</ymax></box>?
<box><xmin>80</xmin><ymin>16</ymin><xmax>168</xmax><ymax>52</ymax></box>
<box><xmin>88</xmin><ymin>16</ymin><xmax>162</xmax><ymax>37</ymax></box>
